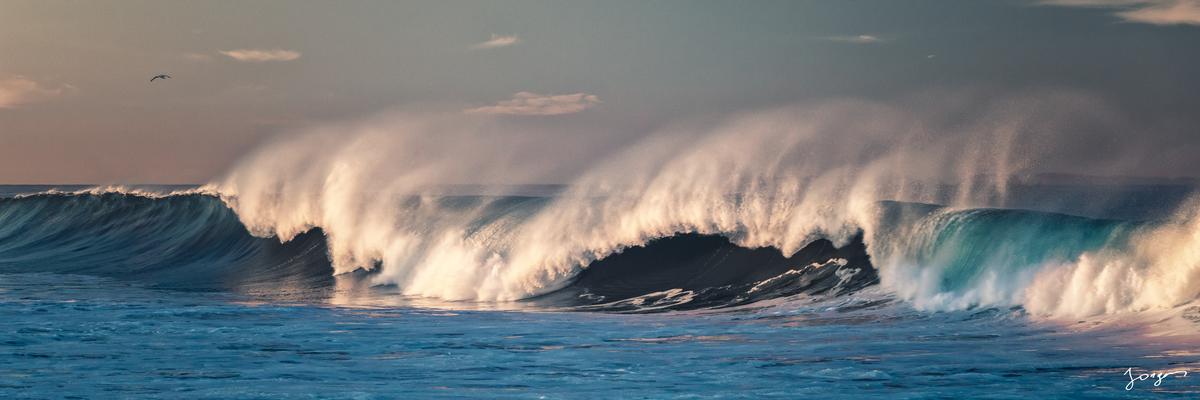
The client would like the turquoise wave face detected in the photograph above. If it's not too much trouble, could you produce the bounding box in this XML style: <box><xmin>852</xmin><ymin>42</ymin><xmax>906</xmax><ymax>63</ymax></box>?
<box><xmin>871</xmin><ymin>201</ymin><xmax>1145</xmax><ymax>299</ymax></box>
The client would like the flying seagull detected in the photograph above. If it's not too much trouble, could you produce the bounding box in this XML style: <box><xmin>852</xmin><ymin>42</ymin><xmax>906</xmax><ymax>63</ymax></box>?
<box><xmin>150</xmin><ymin>74</ymin><xmax>171</xmax><ymax>82</ymax></box>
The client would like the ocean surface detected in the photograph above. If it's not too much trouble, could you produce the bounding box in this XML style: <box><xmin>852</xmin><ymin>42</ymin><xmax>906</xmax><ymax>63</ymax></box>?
<box><xmin>3</xmin><ymin>184</ymin><xmax>1200</xmax><ymax>398</ymax></box>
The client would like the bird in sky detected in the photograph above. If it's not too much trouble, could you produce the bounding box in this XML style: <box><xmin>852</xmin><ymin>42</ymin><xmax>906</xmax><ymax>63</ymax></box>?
<box><xmin>150</xmin><ymin>74</ymin><xmax>171</xmax><ymax>82</ymax></box>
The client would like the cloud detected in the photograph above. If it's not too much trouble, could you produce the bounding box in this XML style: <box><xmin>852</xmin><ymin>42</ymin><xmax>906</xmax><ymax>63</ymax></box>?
<box><xmin>465</xmin><ymin>92</ymin><xmax>600</xmax><ymax>116</ymax></box>
<box><xmin>1040</xmin><ymin>0</ymin><xmax>1143</xmax><ymax>4</ymax></box>
<box><xmin>471</xmin><ymin>34</ymin><xmax>520</xmax><ymax>50</ymax></box>
<box><xmin>1040</xmin><ymin>0</ymin><xmax>1200</xmax><ymax>25</ymax></box>
<box><xmin>0</xmin><ymin>76</ymin><xmax>71</xmax><ymax>109</ymax></box>
<box><xmin>825</xmin><ymin>34</ymin><xmax>887</xmax><ymax>44</ymax></box>
<box><xmin>219</xmin><ymin>49</ymin><xmax>302</xmax><ymax>62</ymax></box>
<box><xmin>1118</xmin><ymin>0</ymin><xmax>1200</xmax><ymax>24</ymax></box>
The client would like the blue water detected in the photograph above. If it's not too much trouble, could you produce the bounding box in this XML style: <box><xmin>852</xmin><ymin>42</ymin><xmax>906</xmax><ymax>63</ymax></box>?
<box><xmin>2</xmin><ymin>273</ymin><xmax>1197</xmax><ymax>399</ymax></box>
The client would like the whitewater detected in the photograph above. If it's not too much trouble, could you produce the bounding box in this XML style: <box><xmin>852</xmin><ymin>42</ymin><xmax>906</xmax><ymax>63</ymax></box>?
<box><xmin>4</xmin><ymin>97</ymin><xmax>1200</xmax><ymax>397</ymax></box>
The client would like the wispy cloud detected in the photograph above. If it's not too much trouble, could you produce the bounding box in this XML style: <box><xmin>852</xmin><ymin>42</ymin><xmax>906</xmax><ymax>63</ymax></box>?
<box><xmin>465</xmin><ymin>92</ymin><xmax>600</xmax><ymax>116</ymax></box>
<box><xmin>219</xmin><ymin>49</ymin><xmax>302</xmax><ymax>62</ymax></box>
<box><xmin>0</xmin><ymin>76</ymin><xmax>71</xmax><ymax>109</ymax></box>
<box><xmin>1040</xmin><ymin>0</ymin><xmax>1200</xmax><ymax>25</ymax></box>
<box><xmin>826</xmin><ymin>34</ymin><xmax>887</xmax><ymax>44</ymax></box>
<box><xmin>1042</xmin><ymin>0</ymin><xmax>1144</xmax><ymax>4</ymax></box>
<box><xmin>471</xmin><ymin>34</ymin><xmax>520</xmax><ymax>50</ymax></box>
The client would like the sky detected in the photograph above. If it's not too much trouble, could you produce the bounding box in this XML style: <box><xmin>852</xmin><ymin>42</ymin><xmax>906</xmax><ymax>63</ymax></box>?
<box><xmin>1</xmin><ymin>0</ymin><xmax>1198</xmax><ymax>184</ymax></box>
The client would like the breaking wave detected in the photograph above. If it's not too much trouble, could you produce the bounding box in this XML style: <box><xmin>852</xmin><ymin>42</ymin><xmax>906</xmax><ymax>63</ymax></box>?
<box><xmin>2</xmin><ymin>97</ymin><xmax>1198</xmax><ymax>317</ymax></box>
<box><xmin>1</xmin><ymin>186</ymin><xmax>1196</xmax><ymax>317</ymax></box>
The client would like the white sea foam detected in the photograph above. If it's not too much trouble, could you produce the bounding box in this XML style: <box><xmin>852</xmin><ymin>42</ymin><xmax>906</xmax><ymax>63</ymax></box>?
<box><xmin>15</xmin><ymin>185</ymin><xmax>217</xmax><ymax>200</ymax></box>
<box><xmin>1024</xmin><ymin>200</ymin><xmax>1200</xmax><ymax>317</ymax></box>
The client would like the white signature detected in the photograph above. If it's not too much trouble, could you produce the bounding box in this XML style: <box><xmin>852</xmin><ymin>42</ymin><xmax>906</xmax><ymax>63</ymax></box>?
<box><xmin>1125</xmin><ymin>367</ymin><xmax>1189</xmax><ymax>390</ymax></box>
